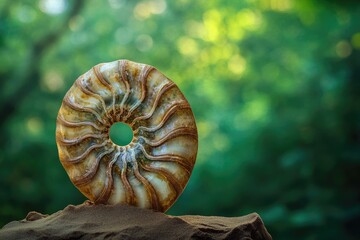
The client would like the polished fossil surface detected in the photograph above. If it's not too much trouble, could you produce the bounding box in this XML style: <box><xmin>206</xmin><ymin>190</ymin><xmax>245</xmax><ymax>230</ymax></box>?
<box><xmin>56</xmin><ymin>60</ymin><xmax>198</xmax><ymax>212</ymax></box>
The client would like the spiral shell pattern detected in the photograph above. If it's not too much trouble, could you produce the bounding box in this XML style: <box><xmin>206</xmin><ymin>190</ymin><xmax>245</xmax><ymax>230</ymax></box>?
<box><xmin>56</xmin><ymin>60</ymin><xmax>198</xmax><ymax>212</ymax></box>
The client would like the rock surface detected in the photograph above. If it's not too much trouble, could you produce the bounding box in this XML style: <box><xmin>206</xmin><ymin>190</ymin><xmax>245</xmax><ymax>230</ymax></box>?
<box><xmin>0</xmin><ymin>202</ymin><xmax>272</xmax><ymax>240</ymax></box>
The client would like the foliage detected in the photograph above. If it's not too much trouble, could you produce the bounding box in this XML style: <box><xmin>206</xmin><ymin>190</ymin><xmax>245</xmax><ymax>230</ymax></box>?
<box><xmin>1</xmin><ymin>0</ymin><xmax>359</xmax><ymax>239</ymax></box>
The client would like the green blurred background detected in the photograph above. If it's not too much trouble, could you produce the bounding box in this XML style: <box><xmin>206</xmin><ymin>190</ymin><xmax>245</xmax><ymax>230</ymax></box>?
<box><xmin>1</xmin><ymin>0</ymin><xmax>360</xmax><ymax>239</ymax></box>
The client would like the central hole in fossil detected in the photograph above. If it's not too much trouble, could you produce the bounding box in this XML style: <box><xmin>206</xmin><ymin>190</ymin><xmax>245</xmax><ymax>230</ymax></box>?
<box><xmin>109</xmin><ymin>122</ymin><xmax>133</xmax><ymax>146</ymax></box>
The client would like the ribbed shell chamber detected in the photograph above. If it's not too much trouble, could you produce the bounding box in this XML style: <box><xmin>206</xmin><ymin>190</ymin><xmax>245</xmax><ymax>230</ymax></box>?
<box><xmin>56</xmin><ymin>60</ymin><xmax>198</xmax><ymax>212</ymax></box>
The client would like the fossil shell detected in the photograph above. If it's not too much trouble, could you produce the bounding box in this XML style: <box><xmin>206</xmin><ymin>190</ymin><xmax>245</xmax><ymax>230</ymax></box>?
<box><xmin>56</xmin><ymin>60</ymin><xmax>198</xmax><ymax>212</ymax></box>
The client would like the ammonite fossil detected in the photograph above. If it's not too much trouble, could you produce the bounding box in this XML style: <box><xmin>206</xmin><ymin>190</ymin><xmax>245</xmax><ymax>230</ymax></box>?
<box><xmin>56</xmin><ymin>60</ymin><xmax>198</xmax><ymax>212</ymax></box>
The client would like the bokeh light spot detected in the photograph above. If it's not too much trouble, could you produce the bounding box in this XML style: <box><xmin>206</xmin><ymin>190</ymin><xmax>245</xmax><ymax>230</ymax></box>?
<box><xmin>203</xmin><ymin>10</ymin><xmax>222</xmax><ymax>42</ymax></box>
<box><xmin>212</xmin><ymin>133</ymin><xmax>230</xmax><ymax>151</ymax></box>
<box><xmin>351</xmin><ymin>33</ymin><xmax>360</xmax><ymax>49</ymax></box>
<box><xmin>136</xmin><ymin>35</ymin><xmax>153</xmax><ymax>52</ymax></box>
<box><xmin>236</xmin><ymin>9</ymin><xmax>262</xmax><ymax>31</ymax></box>
<box><xmin>69</xmin><ymin>16</ymin><xmax>84</xmax><ymax>32</ymax></box>
<box><xmin>259</xmin><ymin>0</ymin><xmax>293</xmax><ymax>11</ymax></box>
<box><xmin>336</xmin><ymin>40</ymin><xmax>352</xmax><ymax>58</ymax></box>
<box><xmin>26</xmin><ymin>117</ymin><xmax>43</xmax><ymax>135</ymax></box>
<box><xmin>134</xmin><ymin>0</ymin><xmax>167</xmax><ymax>20</ymax></box>
<box><xmin>39</xmin><ymin>0</ymin><xmax>66</xmax><ymax>15</ymax></box>
<box><xmin>228</xmin><ymin>55</ymin><xmax>246</xmax><ymax>76</ymax></box>
<box><xmin>185</xmin><ymin>21</ymin><xmax>205</xmax><ymax>39</ymax></box>
<box><xmin>177</xmin><ymin>37</ymin><xmax>198</xmax><ymax>56</ymax></box>
<box><xmin>197</xmin><ymin>121</ymin><xmax>216</xmax><ymax>139</ymax></box>
<box><xmin>41</xmin><ymin>71</ymin><xmax>64</xmax><ymax>92</ymax></box>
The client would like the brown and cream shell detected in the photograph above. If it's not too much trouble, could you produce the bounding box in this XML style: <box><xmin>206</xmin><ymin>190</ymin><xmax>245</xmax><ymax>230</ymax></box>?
<box><xmin>56</xmin><ymin>60</ymin><xmax>198</xmax><ymax>212</ymax></box>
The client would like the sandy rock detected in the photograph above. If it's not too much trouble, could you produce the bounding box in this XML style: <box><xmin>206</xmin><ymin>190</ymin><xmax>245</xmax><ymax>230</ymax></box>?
<box><xmin>0</xmin><ymin>203</ymin><xmax>272</xmax><ymax>240</ymax></box>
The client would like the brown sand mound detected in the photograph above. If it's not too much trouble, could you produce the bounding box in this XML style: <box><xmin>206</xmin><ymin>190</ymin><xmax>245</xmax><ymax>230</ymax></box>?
<box><xmin>0</xmin><ymin>202</ymin><xmax>272</xmax><ymax>240</ymax></box>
